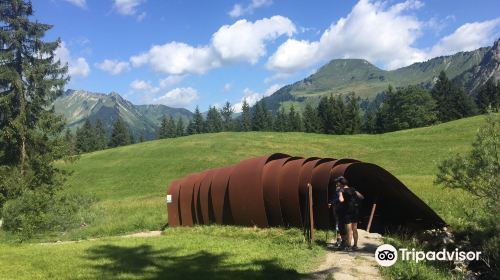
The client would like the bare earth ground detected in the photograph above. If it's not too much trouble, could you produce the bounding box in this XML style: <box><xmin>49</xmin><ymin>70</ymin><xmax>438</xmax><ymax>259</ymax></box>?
<box><xmin>308</xmin><ymin>229</ymin><xmax>383</xmax><ymax>280</ymax></box>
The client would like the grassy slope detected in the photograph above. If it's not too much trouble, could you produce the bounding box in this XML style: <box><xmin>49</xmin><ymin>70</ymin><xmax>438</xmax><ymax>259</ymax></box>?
<box><xmin>0</xmin><ymin>115</ymin><xmax>487</xmax><ymax>280</ymax></box>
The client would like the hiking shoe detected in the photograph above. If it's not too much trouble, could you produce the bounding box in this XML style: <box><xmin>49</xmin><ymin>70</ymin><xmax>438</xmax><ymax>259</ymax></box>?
<box><xmin>344</xmin><ymin>246</ymin><xmax>353</xmax><ymax>252</ymax></box>
<box><xmin>352</xmin><ymin>245</ymin><xmax>358</xmax><ymax>251</ymax></box>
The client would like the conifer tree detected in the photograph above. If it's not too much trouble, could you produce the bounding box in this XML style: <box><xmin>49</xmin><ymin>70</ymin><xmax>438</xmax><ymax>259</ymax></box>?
<box><xmin>332</xmin><ymin>95</ymin><xmax>346</xmax><ymax>134</ymax></box>
<box><xmin>192</xmin><ymin>106</ymin><xmax>204</xmax><ymax>134</ymax></box>
<box><xmin>345</xmin><ymin>93</ymin><xmax>361</xmax><ymax>134</ymax></box>
<box><xmin>165</xmin><ymin>116</ymin><xmax>176</xmax><ymax>138</ymax></box>
<box><xmin>157</xmin><ymin>116</ymin><xmax>168</xmax><ymax>139</ymax></box>
<box><xmin>287</xmin><ymin>105</ymin><xmax>302</xmax><ymax>131</ymax></box>
<box><xmin>252</xmin><ymin>101</ymin><xmax>266</xmax><ymax>131</ymax></box>
<box><xmin>64</xmin><ymin>129</ymin><xmax>76</xmax><ymax>155</ymax></box>
<box><xmin>274</xmin><ymin>107</ymin><xmax>287</xmax><ymax>132</ymax></box>
<box><xmin>109</xmin><ymin>117</ymin><xmax>130</xmax><ymax>147</ymax></box>
<box><xmin>205</xmin><ymin>106</ymin><xmax>223</xmax><ymax>133</ymax></box>
<box><xmin>476</xmin><ymin>78</ymin><xmax>499</xmax><ymax>113</ymax></box>
<box><xmin>240</xmin><ymin>100</ymin><xmax>251</xmax><ymax>131</ymax></box>
<box><xmin>221</xmin><ymin>101</ymin><xmax>234</xmax><ymax>131</ymax></box>
<box><xmin>75</xmin><ymin>119</ymin><xmax>95</xmax><ymax>153</ymax></box>
<box><xmin>94</xmin><ymin>118</ymin><xmax>107</xmax><ymax>150</ymax></box>
<box><xmin>176</xmin><ymin>117</ymin><xmax>185</xmax><ymax>136</ymax></box>
<box><xmin>303</xmin><ymin>104</ymin><xmax>320</xmax><ymax>133</ymax></box>
<box><xmin>317</xmin><ymin>95</ymin><xmax>334</xmax><ymax>134</ymax></box>
<box><xmin>432</xmin><ymin>71</ymin><xmax>476</xmax><ymax>122</ymax></box>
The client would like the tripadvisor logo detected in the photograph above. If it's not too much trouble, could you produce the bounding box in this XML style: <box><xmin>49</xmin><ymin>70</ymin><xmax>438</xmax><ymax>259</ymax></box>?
<box><xmin>374</xmin><ymin>244</ymin><xmax>482</xmax><ymax>267</ymax></box>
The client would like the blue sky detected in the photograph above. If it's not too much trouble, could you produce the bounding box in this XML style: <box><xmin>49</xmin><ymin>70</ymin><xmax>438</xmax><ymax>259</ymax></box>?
<box><xmin>36</xmin><ymin>0</ymin><xmax>499</xmax><ymax>111</ymax></box>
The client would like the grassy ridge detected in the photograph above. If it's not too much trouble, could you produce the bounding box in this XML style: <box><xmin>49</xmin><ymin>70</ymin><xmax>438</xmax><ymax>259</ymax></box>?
<box><xmin>53</xmin><ymin>115</ymin><xmax>483</xmax><ymax>239</ymax></box>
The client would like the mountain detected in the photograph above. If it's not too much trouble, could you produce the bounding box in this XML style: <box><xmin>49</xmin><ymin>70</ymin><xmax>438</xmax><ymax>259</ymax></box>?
<box><xmin>53</xmin><ymin>90</ymin><xmax>193</xmax><ymax>139</ymax></box>
<box><xmin>262</xmin><ymin>38</ymin><xmax>499</xmax><ymax>111</ymax></box>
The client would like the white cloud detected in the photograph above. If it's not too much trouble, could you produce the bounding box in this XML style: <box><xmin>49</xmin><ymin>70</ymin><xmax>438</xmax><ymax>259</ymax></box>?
<box><xmin>153</xmin><ymin>87</ymin><xmax>199</xmax><ymax>107</ymax></box>
<box><xmin>130</xmin><ymin>79</ymin><xmax>159</xmax><ymax>93</ymax></box>
<box><xmin>267</xmin><ymin>0</ymin><xmax>426</xmax><ymax>72</ymax></box>
<box><xmin>130</xmin><ymin>16</ymin><xmax>295</xmax><ymax>75</ymax></box>
<box><xmin>54</xmin><ymin>41</ymin><xmax>90</xmax><ymax>78</ymax></box>
<box><xmin>113</xmin><ymin>0</ymin><xmax>144</xmax><ymax>15</ymax></box>
<box><xmin>229</xmin><ymin>0</ymin><xmax>272</xmax><ymax>18</ymax></box>
<box><xmin>65</xmin><ymin>0</ymin><xmax>86</xmax><ymax>8</ymax></box>
<box><xmin>130</xmin><ymin>42</ymin><xmax>220</xmax><ymax>75</ymax></box>
<box><xmin>212</xmin><ymin>16</ymin><xmax>296</xmax><ymax>64</ymax></box>
<box><xmin>159</xmin><ymin>75</ymin><xmax>185</xmax><ymax>89</ymax></box>
<box><xmin>96</xmin><ymin>59</ymin><xmax>130</xmax><ymax>75</ymax></box>
<box><xmin>429</xmin><ymin>18</ymin><xmax>500</xmax><ymax>57</ymax></box>
<box><xmin>232</xmin><ymin>88</ymin><xmax>264</xmax><ymax>113</ymax></box>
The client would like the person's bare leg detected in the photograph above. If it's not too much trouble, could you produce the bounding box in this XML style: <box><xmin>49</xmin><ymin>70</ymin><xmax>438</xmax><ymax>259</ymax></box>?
<box><xmin>352</xmin><ymin>222</ymin><xmax>358</xmax><ymax>247</ymax></box>
<box><xmin>345</xmin><ymin>223</ymin><xmax>353</xmax><ymax>247</ymax></box>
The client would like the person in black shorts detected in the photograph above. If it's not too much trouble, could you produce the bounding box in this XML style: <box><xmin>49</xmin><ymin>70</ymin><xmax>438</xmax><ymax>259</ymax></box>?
<box><xmin>336</xmin><ymin>176</ymin><xmax>364</xmax><ymax>250</ymax></box>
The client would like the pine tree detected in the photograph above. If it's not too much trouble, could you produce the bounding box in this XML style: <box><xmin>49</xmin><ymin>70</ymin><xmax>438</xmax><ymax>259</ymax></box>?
<box><xmin>165</xmin><ymin>116</ymin><xmax>176</xmax><ymax>138</ymax></box>
<box><xmin>252</xmin><ymin>101</ymin><xmax>266</xmax><ymax>131</ymax></box>
<box><xmin>240</xmin><ymin>100</ymin><xmax>251</xmax><ymax>131</ymax></box>
<box><xmin>176</xmin><ymin>117</ymin><xmax>185</xmax><ymax>136</ymax></box>
<box><xmin>157</xmin><ymin>116</ymin><xmax>167</xmax><ymax>139</ymax></box>
<box><xmin>288</xmin><ymin>105</ymin><xmax>303</xmax><ymax>131</ymax></box>
<box><xmin>139</xmin><ymin>134</ymin><xmax>145</xmax><ymax>143</ymax></box>
<box><xmin>274</xmin><ymin>107</ymin><xmax>287</xmax><ymax>132</ymax></box>
<box><xmin>303</xmin><ymin>104</ymin><xmax>320</xmax><ymax>133</ymax></box>
<box><xmin>205</xmin><ymin>106</ymin><xmax>223</xmax><ymax>133</ymax></box>
<box><xmin>345</xmin><ymin>93</ymin><xmax>361</xmax><ymax>134</ymax></box>
<box><xmin>94</xmin><ymin>118</ymin><xmax>107</xmax><ymax>150</ymax></box>
<box><xmin>476</xmin><ymin>78</ymin><xmax>499</xmax><ymax>113</ymax></box>
<box><xmin>432</xmin><ymin>71</ymin><xmax>476</xmax><ymax>122</ymax></box>
<box><xmin>192</xmin><ymin>106</ymin><xmax>204</xmax><ymax>134</ymax></box>
<box><xmin>221</xmin><ymin>101</ymin><xmax>234</xmax><ymax>131</ymax></box>
<box><xmin>332</xmin><ymin>95</ymin><xmax>346</xmax><ymax>134</ymax></box>
<box><xmin>317</xmin><ymin>95</ymin><xmax>334</xmax><ymax>134</ymax></box>
<box><xmin>0</xmin><ymin>0</ymin><xmax>68</xmax><ymax>176</ymax></box>
<box><xmin>75</xmin><ymin>119</ymin><xmax>95</xmax><ymax>153</ymax></box>
<box><xmin>64</xmin><ymin>129</ymin><xmax>76</xmax><ymax>155</ymax></box>
<box><xmin>109</xmin><ymin>117</ymin><xmax>130</xmax><ymax>147</ymax></box>
<box><xmin>260</xmin><ymin>101</ymin><xmax>273</xmax><ymax>131</ymax></box>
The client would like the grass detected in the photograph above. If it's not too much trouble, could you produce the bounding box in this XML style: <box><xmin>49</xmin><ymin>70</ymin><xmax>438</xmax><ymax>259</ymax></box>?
<box><xmin>0</xmin><ymin>114</ymin><xmax>491</xmax><ymax>279</ymax></box>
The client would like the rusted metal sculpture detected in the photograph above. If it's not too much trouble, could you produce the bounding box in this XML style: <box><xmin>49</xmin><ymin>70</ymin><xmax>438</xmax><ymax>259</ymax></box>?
<box><xmin>167</xmin><ymin>154</ymin><xmax>445</xmax><ymax>233</ymax></box>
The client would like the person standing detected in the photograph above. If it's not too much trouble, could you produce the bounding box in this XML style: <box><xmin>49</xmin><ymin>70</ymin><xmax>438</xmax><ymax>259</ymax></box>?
<box><xmin>337</xmin><ymin>176</ymin><xmax>364</xmax><ymax>250</ymax></box>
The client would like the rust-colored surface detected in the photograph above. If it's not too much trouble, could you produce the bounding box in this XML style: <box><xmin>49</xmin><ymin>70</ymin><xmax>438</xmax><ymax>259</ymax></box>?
<box><xmin>262</xmin><ymin>157</ymin><xmax>290</xmax><ymax>226</ymax></box>
<box><xmin>199</xmin><ymin>169</ymin><xmax>216</xmax><ymax>225</ymax></box>
<box><xmin>278</xmin><ymin>157</ymin><xmax>305</xmax><ymax>227</ymax></box>
<box><xmin>211</xmin><ymin>166</ymin><xmax>233</xmax><ymax>224</ymax></box>
<box><xmin>166</xmin><ymin>179</ymin><xmax>181</xmax><ymax>227</ymax></box>
<box><xmin>167</xmin><ymin>154</ymin><xmax>445</xmax><ymax>232</ymax></box>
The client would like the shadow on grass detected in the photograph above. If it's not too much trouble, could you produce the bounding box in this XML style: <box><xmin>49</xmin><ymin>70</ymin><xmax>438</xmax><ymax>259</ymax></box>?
<box><xmin>84</xmin><ymin>244</ymin><xmax>302</xmax><ymax>280</ymax></box>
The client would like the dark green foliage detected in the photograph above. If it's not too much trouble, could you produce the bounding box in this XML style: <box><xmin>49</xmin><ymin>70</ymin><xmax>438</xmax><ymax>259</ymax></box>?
<box><xmin>191</xmin><ymin>106</ymin><xmax>205</xmax><ymax>134</ymax></box>
<box><xmin>252</xmin><ymin>101</ymin><xmax>272</xmax><ymax>131</ymax></box>
<box><xmin>75</xmin><ymin>119</ymin><xmax>95</xmax><ymax>153</ymax></box>
<box><xmin>376</xmin><ymin>85</ymin><xmax>438</xmax><ymax>132</ymax></box>
<box><xmin>2</xmin><ymin>190</ymin><xmax>96</xmax><ymax>240</ymax></box>
<box><xmin>205</xmin><ymin>106</ymin><xmax>223</xmax><ymax>133</ymax></box>
<box><xmin>109</xmin><ymin>117</ymin><xmax>130</xmax><ymax>147</ymax></box>
<box><xmin>332</xmin><ymin>95</ymin><xmax>346</xmax><ymax>134</ymax></box>
<box><xmin>287</xmin><ymin>105</ymin><xmax>302</xmax><ymax>131</ymax></box>
<box><xmin>158</xmin><ymin>116</ymin><xmax>177</xmax><ymax>139</ymax></box>
<box><xmin>64</xmin><ymin>129</ymin><xmax>76</xmax><ymax>155</ymax></box>
<box><xmin>274</xmin><ymin>107</ymin><xmax>287</xmax><ymax>132</ymax></box>
<box><xmin>240</xmin><ymin>100</ymin><xmax>252</xmax><ymax>132</ymax></box>
<box><xmin>176</xmin><ymin>117</ymin><xmax>185</xmax><ymax>136</ymax></box>
<box><xmin>317</xmin><ymin>96</ymin><xmax>334</xmax><ymax>134</ymax></box>
<box><xmin>221</xmin><ymin>101</ymin><xmax>234</xmax><ymax>131</ymax></box>
<box><xmin>432</xmin><ymin>71</ymin><xmax>476</xmax><ymax>122</ymax></box>
<box><xmin>94</xmin><ymin>118</ymin><xmax>107</xmax><ymax>150</ymax></box>
<box><xmin>476</xmin><ymin>78</ymin><xmax>500</xmax><ymax>113</ymax></box>
<box><xmin>302</xmin><ymin>104</ymin><xmax>320</xmax><ymax>133</ymax></box>
<box><xmin>344</xmin><ymin>93</ymin><xmax>362</xmax><ymax>134</ymax></box>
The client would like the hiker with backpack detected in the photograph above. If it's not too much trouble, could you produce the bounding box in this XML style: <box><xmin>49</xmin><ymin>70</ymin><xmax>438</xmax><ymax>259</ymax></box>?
<box><xmin>336</xmin><ymin>176</ymin><xmax>364</xmax><ymax>250</ymax></box>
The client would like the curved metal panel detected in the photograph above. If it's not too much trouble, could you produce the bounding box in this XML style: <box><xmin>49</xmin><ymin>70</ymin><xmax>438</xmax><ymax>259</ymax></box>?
<box><xmin>179</xmin><ymin>173</ymin><xmax>202</xmax><ymax>227</ymax></box>
<box><xmin>298</xmin><ymin>158</ymin><xmax>323</xmax><ymax>223</ymax></box>
<box><xmin>166</xmin><ymin>180</ymin><xmax>182</xmax><ymax>227</ymax></box>
<box><xmin>199</xmin><ymin>169</ymin><xmax>216</xmax><ymax>225</ymax></box>
<box><xmin>311</xmin><ymin>159</ymin><xmax>337</xmax><ymax>230</ymax></box>
<box><xmin>211</xmin><ymin>166</ymin><xmax>233</xmax><ymax>224</ymax></box>
<box><xmin>278</xmin><ymin>157</ymin><xmax>306</xmax><ymax>227</ymax></box>
<box><xmin>193</xmin><ymin>171</ymin><xmax>210</xmax><ymax>225</ymax></box>
<box><xmin>262</xmin><ymin>157</ymin><xmax>291</xmax><ymax>226</ymax></box>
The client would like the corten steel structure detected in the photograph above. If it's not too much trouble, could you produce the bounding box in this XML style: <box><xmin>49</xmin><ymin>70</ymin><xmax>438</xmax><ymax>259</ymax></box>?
<box><xmin>167</xmin><ymin>154</ymin><xmax>445</xmax><ymax>232</ymax></box>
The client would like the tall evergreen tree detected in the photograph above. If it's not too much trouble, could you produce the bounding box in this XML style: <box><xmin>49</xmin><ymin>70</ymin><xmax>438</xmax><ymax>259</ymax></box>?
<box><xmin>221</xmin><ymin>101</ymin><xmax>234</xmax><ymax>131</ymax></box>
<box><xmin>205</xmin><ymin>106</ymin><xmax>223</xmax><ymax>133</ymax></box>
<box><xmin>240</xmin><ymin>100</ymin><xmax>251</xmax><ymax>131</ymax></box>
<box><xmin>94</xmin><ymin>118</ymin><xmax>107</xmax><ymax>150</ymax></box>
<box><xmin>252</xmin><ymin>101</ymin><xmax>266</xmax><ymax>131</ymax></box>
<box><xmin>317</xmin><ymin>95</ymin><xmax>334</xmax><ymax>134</ymax></box>
<box><xmin>192</xmin><ymin>106</ymin><xmax>204</xmax><ymax>134</ymax></box>
<box><xmin>431</xmin><ymin>71</ymin><xmax>476</xmax><ymax>122</ymax></box>
<box><xmin>176</xmin><ymin>117</ymin><xmax>185</xmax><ymax>136</ymax></box>
<box><xmin>165</xmin><ymin>116</ymin><xmax>176</xmax><ymax>138</ymax></box>
<box><xmin>287</xmin><ymin>105</ymin><xmax>303</xmax><ymax>131</ymax></box>
<box><xmin>345</xmin><ymin>93</ymin><xmax>362</xmax><ymax>134</ymax></box>
<box><xmin>75</xmin><ymin>119</ymin><xmax>95</xmax><ymax>153</ymax></box>
<box><xmin>109</xmin><ymin>117</ymin><xmax>130</xmax><ymax>147</ymax></box>
<box><xmin>64</xmin><ymin>129</ymin><xmax>76</xmax><ymax>155</ymax></box>
<box><xmin>157</xmin><ymin>116</ymin><xmax>168</xmax><ymax>139</ymax></box>
<box><xmin>303</xmin><ymin>104</ymin><xmax>320</xmax><ymax>133</ymax></box>
<box><xmin>476</xmin><ymin>78</ymin><xmax>499</xmax><ymax>113</ymax></box>
<box><xmin>260</xmin><ymin>101</ymin><xmax>273</xmax><ymax>131</ymax></box>
<box><xmin>0</xmin><ymin>0</ymin><xmax>68</xmax><ymax>179</ymax></box>
<box><xmin>274</xmin><ymin>107</ymin><xmax>287</xmax><ymax>132</ymax></box>
<box><xmin>332</xmin><ymin>95</ymin><xmax>346</xmax><ymax>134</ymax></box>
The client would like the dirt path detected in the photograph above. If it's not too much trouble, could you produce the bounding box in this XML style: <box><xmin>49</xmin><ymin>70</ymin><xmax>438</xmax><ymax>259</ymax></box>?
<box><xmin>308</xmin><ymin>230</ymin><xmax>383</xmax><ymax>280</ymax></box>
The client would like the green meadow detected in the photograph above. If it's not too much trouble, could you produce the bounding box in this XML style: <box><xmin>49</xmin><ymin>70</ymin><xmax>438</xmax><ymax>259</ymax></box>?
<box><xmin>0</xmin><ymin>114</ymin><xmax>489</xmax><ymax>279</ymax></box>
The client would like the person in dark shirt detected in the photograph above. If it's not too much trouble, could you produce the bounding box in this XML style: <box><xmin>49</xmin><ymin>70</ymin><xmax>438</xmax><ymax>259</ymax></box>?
<box><xmin>328</xmin><ymin>183</ymin><xmax>343</xmax><ymax>246</ymax></box>
<box><xmin>337</xmin><ymin>176</ymin><xmax>364</xmax><ymax>250</ymax></box>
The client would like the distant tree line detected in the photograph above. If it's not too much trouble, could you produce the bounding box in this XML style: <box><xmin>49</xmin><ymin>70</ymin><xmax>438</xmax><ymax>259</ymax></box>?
<box><xmin>69</xmin><ymin>71</ymin><xmax>500</xmax><ymax>150</ymax></box>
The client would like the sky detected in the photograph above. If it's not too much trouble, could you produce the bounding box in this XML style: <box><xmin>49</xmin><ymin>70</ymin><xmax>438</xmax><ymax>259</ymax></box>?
<box><xmin>36</xmin><ymin>0</ymin><xmax>500</xmax><ymax>112</ymax></box>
